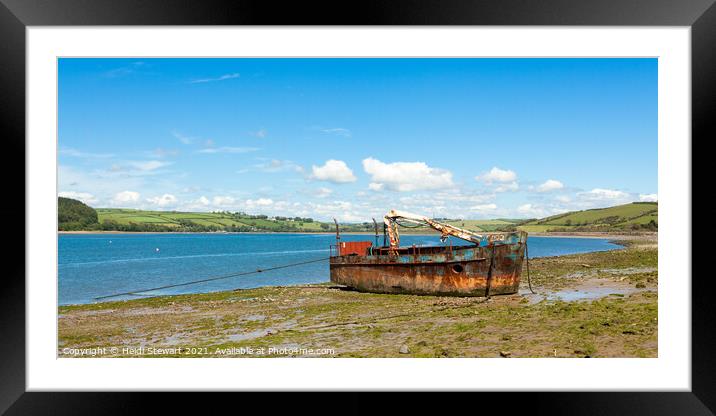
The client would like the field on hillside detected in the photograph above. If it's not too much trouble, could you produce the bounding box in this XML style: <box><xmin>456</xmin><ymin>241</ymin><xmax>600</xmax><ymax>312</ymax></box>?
<box><xmin>96</xmin><ymin>209</ymin><xmax>330</xmax><ymax>232</ymax></box>
<box><xmin>517</xmin><ymin>203</ymin><xmax>657</xmax><ymax>232</ymax></box>
<box><xmin>444</xmin><ymin>219</ymin><xmax>516</xmax><ymax>232</ymax></box>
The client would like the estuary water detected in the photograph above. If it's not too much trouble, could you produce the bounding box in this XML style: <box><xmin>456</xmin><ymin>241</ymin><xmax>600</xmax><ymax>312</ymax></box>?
<box><xmin>58</xmin><ymin>233</ymin><xmax>621</xmax><ymax>305</ymax></box>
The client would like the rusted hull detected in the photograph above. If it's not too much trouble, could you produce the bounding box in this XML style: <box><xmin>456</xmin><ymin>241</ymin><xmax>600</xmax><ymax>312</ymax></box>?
<box><xmin>330</xmin><ymin>232</ymin><xmax>527</xmax><ymax>297</ymax></box>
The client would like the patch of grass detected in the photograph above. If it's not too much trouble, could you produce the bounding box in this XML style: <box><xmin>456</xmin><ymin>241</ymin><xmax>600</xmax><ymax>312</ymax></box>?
<box><xmin>521</xmin><ymin>202</ymin><xmax>657</xmax><ymax>230</ymax></box>
<box><xmin>517</xmin><ymin>225</ymin><xmax>567</xmax><ymax>233</ymax></box>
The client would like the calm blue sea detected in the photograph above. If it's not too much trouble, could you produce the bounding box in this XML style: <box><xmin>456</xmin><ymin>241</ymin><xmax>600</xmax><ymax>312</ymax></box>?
<box><xmin>58</xmin><ymin>233</ymin><xmax>621</xmax><ymax>305</ymax></box>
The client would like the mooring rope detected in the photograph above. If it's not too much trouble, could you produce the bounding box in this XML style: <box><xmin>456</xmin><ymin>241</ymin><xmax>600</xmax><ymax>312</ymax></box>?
<box><xmin>94</xmin><ymin>256</ymin><xmax>331</xmax><ymax>301</ymax></box>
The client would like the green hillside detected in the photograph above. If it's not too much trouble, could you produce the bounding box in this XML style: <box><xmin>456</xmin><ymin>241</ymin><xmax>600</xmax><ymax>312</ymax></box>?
<box><xmin>94</xmin><ymin>208</ymin><xmax>345</xmax><ymax>232</ymax></box>
<box><xmin>58</xmin><ymin>197</ymin><xmax>99</xmax><ymax>230</ymax></box>
<box><xmin>517</xmin><ymin>202</ymin><xmax>657</xmax><ymax>232</ymax></box>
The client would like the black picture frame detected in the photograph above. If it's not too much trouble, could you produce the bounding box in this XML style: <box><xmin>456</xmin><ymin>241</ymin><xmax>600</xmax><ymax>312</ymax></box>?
<box><xmin>1</xmin><ymin>0</ymin><xmax>711</xmax><ymax>413</ymax></box>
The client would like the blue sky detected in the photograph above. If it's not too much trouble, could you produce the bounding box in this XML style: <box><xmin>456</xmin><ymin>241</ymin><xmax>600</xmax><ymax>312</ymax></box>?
<box><xmin>58</xmin><ymin>58</ymin><xmax>657</xmax><ymax>221</ymax></box>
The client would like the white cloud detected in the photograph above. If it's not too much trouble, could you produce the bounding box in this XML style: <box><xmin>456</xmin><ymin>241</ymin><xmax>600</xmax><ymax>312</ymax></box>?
<box><xmin>58</xmin><ymin>165</ymin><xmax>145</xmax><ymax>201</ymax></box>
<box><xmin>172</xmin><ymin>131</ymin><xmax>195</xmax><ymax>145</ymax></box>
<box><xmin>246</xmin><ymin>198</ymin><xmax>274</xmax><ymax>207</ymax></box>
<box><xmin>147</xmin><ymin>194</ymin><xmax>178</xmax><ymax>207</ymax></box>
<box><xmin>91</xmin><ymin>160</ymin><xmax>172</xmax><ymax>179</ymax></box>
<box><xmin>537</xmin><ymin>179</ymin><xmax>564</xmax><ymax>192</ymax></box>
<box><xmin>59</xmin><ymin>147</ymin><xmax>114</xmax><ymax>159</ymax></box>
<box><xmin>190</xmin><ymin>72</ymin><xmax>240</xmax><ymax>84</ymax></box>
<box><xmin>578</xmin><ymin>188</ymin><xmax>630</xmax><ymax>201</ymax></box>
<box><xmin>433</xmin><ymin>190</ymin><xmax>495</xmax><ymax>204</ymax></box>
<box><xmin>253</xmin><ymin>159</ymin><xmax>304</xmax><ymax>173</ymax></box>
<box><xmin>58</xmin><ymin>191</ymin><xmax>98</xmax><ymax>205</ymax></box>
<box><xmin>387</xmin><ymin>189</ymin><xmax>496</xmax><ymax>219</ymax></box>
<box><xmin>303</xmin><ymin>200</ymin><xmax>364</xmax><ymax>222</ymax></box>
<box><xmin>316</xmin><ymin>187</ymin><xmax>333</xmax><ymax>198</ymax></box>
<box><xmin>639</xmin><ymin>193</ymin><xmax>658</xmax><ymax>202</ymax></box>
<box><xmin>368</xmin><ymin>182</ymin><xmax>384</xmax><ymax>191</ymax></box>
<box><xmin>176</xmin><ymin>195</ymin><xmax>215</xmax><ymax>212</ymax></box>
<box><xmin>477</xmin><ymin>167</ymin><xmax>517</xmax><ymax>183</ymax></box>
<box><xmin>362</xmin><ymin>157</ymin><xmax>454</xmax><ymax>192</ymax></box>
<box><xmin>311</xmin><ymin>160</ymin><xmax>357</xmax><ymax>183</ymax></box>
<box><xmin>212</xmin><ymin>196</ymin><xmax>236</xmax><ymax>207</ymax></box>
<box><xmin>102</xmin><ymin>61</ymin><xmax>145</xmax><ymax>78</ymax></box>
<box><xmin>477</xmin><ymin>167</ymin><xmax>518</xmax><ymax>193</ymax></box>
<box><xmin>128</xmin><ymin>160</ymin><xmax>171</xmax><ymax>171</ymax></box>
<box><xmin>470</xmin><ymin>203</ymin><xmax>498</xmax><ymax>211</ymax></box>
<box><xmin>198</xmin><ymin>146</ymin><xmax>260</xmax><ymax>154</ymax></box>
<box><xmin>112</xmin><ymin>191</ymin><xmax>140</xmax><ymax>206</ymax></box>
<box><xmin>495</xmin><ymin>182</ymin><xmax>519</xmax><ymax>193</ymax></box>
<box><xmin>321</xmin><ymin>128</ymin><xmax>351</xmax><ymax>137</ymax></box>
<box><xmin>150</xmin><ymin>148</ymin><xmax>179</xmax><ymax>158</ymax></box>
<box><xmin>555</xmin><ymin>195</ymin><xmax>571</xmax><ymax>203</ymax></box>
<box><xmin>517</xmin><ymin>203</ymin><xmax>548</xmax><ymax>218</ymax></box>
<box><xmin>250</xmin><ymin>128</ymin><xmax>267</xmax><ymax>138</ymax></box>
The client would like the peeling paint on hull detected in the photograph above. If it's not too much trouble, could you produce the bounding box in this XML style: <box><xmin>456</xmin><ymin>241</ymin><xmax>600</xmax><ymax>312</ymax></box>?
<box><xmin>329</xmin><ymin>232</ymin><xmax>527</xmax><ymax>297</ymax></box>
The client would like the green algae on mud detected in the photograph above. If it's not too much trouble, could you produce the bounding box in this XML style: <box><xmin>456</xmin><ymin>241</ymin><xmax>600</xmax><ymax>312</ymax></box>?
<box><xmin>58</xmin><ymin>240</ymin><xmax>657</xmax><ymax>358</ymax></box>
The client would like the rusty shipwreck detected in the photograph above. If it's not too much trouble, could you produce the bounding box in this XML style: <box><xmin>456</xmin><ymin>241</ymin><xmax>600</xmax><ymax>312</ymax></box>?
<box><xmin>329</xmin><ymin>210</ymin><xmax>528</xmax><ymax>297</ymax></box>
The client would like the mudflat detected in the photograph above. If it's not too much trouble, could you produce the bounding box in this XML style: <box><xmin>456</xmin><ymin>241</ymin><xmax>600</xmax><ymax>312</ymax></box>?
<box><xmin>58</xmin><ymin>236</ymin><xmax>657</xmax><ymax>358</ymax></box>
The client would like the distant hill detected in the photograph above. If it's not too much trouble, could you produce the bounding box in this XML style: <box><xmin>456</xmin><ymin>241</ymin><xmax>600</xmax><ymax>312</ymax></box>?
<box><xmin>93</xmin><ymin>208</ymin><xmax>344</xmax><ymax>233</ymax></box>
<box><xmin>516</xmin><ymin>202</ymin><xmax>657</xmax><ymax>232</ymax></box>
<box><xmin>58</xmin><ymin>201</ymin><xmax>657</xmax><ymax>233</ymax></box>
<box><xmin>58</xmin><ymin>197</ymin><xmax>99</xmax><ymax>230</ymax></box>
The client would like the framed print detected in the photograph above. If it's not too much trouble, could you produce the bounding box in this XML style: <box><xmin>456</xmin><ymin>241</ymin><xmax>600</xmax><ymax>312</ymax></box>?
<box><xmin>2</xmin><ymin>0</ymin><xmax>713</xmax><ymax>413</ymax></box>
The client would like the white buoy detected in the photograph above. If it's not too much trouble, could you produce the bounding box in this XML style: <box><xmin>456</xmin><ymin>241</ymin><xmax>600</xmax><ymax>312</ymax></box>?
<box><xmin>155</xmin><ymin>248</ymin><xmax>160</xmax><ymax>252</ymax></box>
